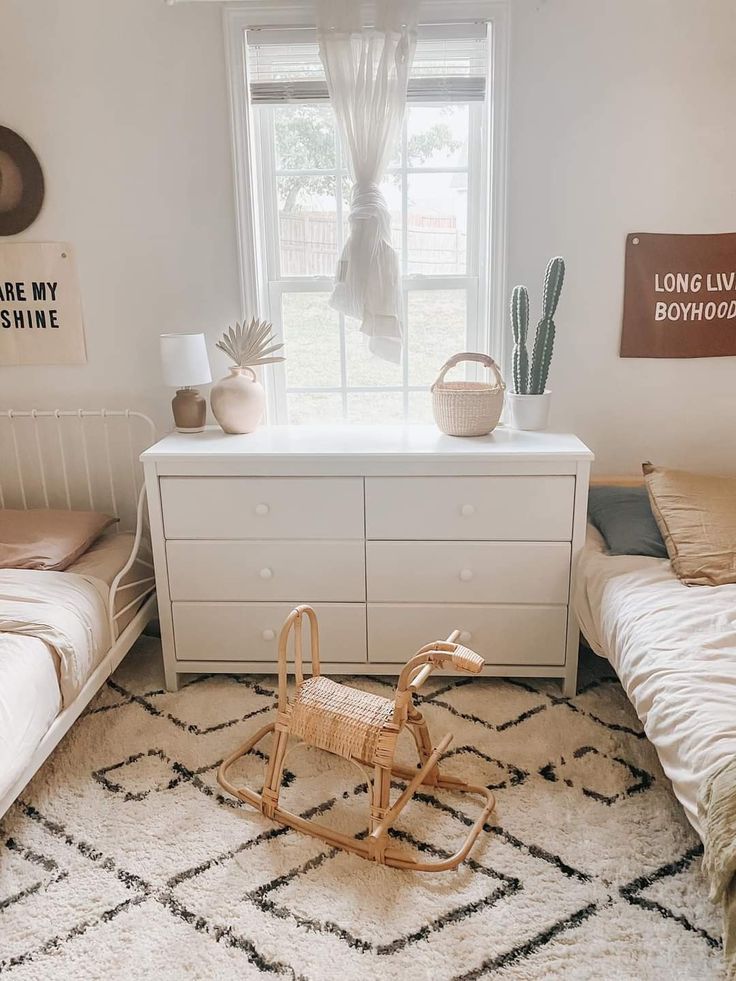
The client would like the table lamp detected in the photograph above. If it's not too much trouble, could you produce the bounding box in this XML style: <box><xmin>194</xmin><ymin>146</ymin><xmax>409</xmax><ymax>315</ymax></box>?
<box><xmin>160</xmin><ymin>333</ymin><xmax>212</xmax><ymax>433</ymax></box>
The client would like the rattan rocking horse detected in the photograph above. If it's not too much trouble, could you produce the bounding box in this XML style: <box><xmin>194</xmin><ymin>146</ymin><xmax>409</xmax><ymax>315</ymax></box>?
<box><xmin>218</xmin><ymin>605</ymin><xmax>495</xmax><ymax>871</ymax></box>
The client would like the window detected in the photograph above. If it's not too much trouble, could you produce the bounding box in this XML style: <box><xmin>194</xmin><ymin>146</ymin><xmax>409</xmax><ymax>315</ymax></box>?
<box><xmin>226</xmin><ymin>8</ymin><xmax>508</xmax><ymax>424</ymax></box>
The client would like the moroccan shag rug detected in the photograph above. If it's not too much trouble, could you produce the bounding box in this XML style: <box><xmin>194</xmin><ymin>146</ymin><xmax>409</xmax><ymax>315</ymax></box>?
<box><xmin>0</xmin><ymin>637</ymin><xmax>725</xmax><ymax>980</ymax></box>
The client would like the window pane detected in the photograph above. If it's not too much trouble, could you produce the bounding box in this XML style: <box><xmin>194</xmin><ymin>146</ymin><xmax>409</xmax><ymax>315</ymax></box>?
<box><xmin>274</xmin><ymin>105</ymin><xmax>336</xmax><ymax>171</ymax></box>
<box><xmin>282</xmin><ymin>292</ymin><xmax>341</xmax><ymax>388</ymax></box>
<box><xmin>387</xmin><ymin>124</ymin><xmax>402</xmax><ymax>170</ymax></box>
<box><xmin>407</xmin><ymin>105</ymin><xmax>469</xmax><ymax>168</ymax></box>
<box><xmin>383</xmin><ymin>177</ymin><xmax>403</xmax><ymax>256</ymax></box>
<box><xmin>407</xmin><ymin>173</ymin><xmax>467</xmax><ymax>275</ymax></box>
<box><xmin>287</xmin><ymin>392</ymin><xmax>343</xmax><ymax>424</ymax></box>
<box><xmin>408</xmin><ymin>391</ymin><xmax>434</xmax><ymax>424</ymax></box>
<box><xmin>345</xmin><ymin>322</ymin><xmax>402</xmax><ymax>387</ymax></box>
<box><xmin>278</xmin><ymin>177</ymin><xmax>337</xmax><ymax>277</ymax></box>
<box><xmin>347</xmin><ymin>392</ymin><xmax>404</xmax><ymax>424</ymax></box>
<box><xmin>254</xmin><ymin>75</ymin><xmax>486</xmax><ymax>425</ymax></box>
<box><xmin>408</xmin><ymin>290</ymin><xmax>467</xmax><ymax>387</ymax></box>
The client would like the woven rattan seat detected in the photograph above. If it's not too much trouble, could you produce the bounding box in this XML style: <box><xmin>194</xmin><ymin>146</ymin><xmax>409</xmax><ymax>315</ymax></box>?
<box><xmin>218</xmin><ymin>605</ymin><xmax>495</xmax><ymax>872</ymax></box>
<box><xmin>290</xmin><ymin>676</ymin><xmax>395</xmax><ymax>763</ymax></box>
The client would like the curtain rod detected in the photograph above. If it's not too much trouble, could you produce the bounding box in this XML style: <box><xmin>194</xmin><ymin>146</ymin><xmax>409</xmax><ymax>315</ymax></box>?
<box><xmin>244</xmin><ymin>20</ymin><xmax>488</xmax><ymax>30</ymax></box>
<box><xmin>165</xmin><ymin>0</ymin><xmax>498</xmax><ymax>26</ymax></box>
<box><xmin>163</xmin><ymin>0</ymin><xmax>489</xmax><ymax>22</ymax></box>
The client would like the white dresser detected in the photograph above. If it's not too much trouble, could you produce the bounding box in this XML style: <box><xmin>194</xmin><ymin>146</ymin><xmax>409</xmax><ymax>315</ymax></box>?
<box><xmin>142</xmin><ymin>425</ymin><xmax>593</xmax><ymax>694</ymax></box>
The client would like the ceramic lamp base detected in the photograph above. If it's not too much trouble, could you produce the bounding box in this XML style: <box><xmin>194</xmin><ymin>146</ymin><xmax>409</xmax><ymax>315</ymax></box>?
<box><xmin>172</xmin><ymin>388</ymin><xmax>206</xmax><ymax>433</ymax></box>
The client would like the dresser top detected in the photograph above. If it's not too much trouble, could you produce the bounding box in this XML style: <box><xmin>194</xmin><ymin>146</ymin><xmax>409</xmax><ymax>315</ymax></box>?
<box><xmin>143</xmin><ymin>425</ymin><xmax>592</xmax><ymax>476</ymax></box>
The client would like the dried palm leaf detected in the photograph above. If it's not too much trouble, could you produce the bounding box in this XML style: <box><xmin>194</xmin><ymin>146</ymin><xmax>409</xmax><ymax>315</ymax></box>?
<box><xmin>216</xmin><ymin>318</ymin><xmax>285</xmax><ymax>368</ymax></box>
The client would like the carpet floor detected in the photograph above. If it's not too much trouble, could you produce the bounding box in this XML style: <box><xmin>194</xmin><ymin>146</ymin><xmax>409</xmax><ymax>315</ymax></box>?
<box><xmin>0</xmin><ymin>637</ymin><xmax>725</xmax><ymax>980</ymax></box>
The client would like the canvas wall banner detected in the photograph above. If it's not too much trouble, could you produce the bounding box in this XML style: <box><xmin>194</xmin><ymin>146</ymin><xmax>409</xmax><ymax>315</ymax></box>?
<box><xmin>0</xmin><ymin>242</ymin><xmax>87</xmax><ymax>365</ymax></box>
<box><xmin>620</xmin><ymin>231</ymin><xmax>736</xmax><ymax>358</ymax></box>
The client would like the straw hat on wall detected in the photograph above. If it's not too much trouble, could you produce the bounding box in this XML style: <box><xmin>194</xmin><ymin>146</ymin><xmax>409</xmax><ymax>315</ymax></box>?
<box><xmin>0</xmin><ymin>126</ymin><xmax>44</xmax><ymax>236</ymax></box>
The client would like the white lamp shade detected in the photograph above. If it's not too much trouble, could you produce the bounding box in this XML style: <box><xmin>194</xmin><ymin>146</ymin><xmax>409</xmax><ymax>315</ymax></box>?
<box><xmin>160</xmin><ymin>333</ymin><xmax>212</xmax><ymax>388</ymax></box>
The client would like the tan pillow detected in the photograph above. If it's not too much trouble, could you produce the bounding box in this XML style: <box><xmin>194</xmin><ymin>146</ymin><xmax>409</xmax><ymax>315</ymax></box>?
<box><xmin>642</xmin><ymin>463</ymin><xmax>736</xmax><ymax>586</ymax></box>
<box><xmin>0</xmin><ymin>509</ymin><xmax>117</xmax><ymax>571</ymax></box>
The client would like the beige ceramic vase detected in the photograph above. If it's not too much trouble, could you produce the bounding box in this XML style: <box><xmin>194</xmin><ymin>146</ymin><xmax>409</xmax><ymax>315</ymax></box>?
<box><xmin>210</xmin><ymin>366</ymin><xmax>265</xmax><ymax>434</ymax></box>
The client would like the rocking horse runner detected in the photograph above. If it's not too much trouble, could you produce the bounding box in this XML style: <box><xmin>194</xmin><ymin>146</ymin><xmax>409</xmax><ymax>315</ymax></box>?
<box><xmin>218</xmin><ymin>605</ymin><xmax>496</xmax><ymax>871</ymax></box>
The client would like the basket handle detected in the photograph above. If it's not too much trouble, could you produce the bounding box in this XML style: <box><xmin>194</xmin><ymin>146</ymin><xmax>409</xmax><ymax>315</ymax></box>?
<box><xmin>431</xmin><ymin>352</ymin><xmax>506</xmax><ymax>392</ymax></box>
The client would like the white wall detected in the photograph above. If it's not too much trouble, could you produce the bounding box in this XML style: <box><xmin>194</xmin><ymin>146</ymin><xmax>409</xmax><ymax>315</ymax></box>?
<box><xmin>2</xmin><ymin>0</ymin><xmax>735</xmax><ymax>471</ymax></box>
<box><xmin>508</xmin><ymin>0</ymin><xmax>736</xmax><ymax>472</ymax></box>
<box><xmin>0</xmin><ymin>0</ymin><xmax>240</xmax><ymax>428</ymax></box>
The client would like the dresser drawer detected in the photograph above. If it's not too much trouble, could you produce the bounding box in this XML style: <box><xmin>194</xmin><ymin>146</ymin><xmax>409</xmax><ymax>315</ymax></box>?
<box><xmin>160</xmin><ymin>477</ymin><xmax>364</xmax><ymax>540</ymax></box>
<box><xmin>167</xmin><ymin>540</ymin><xmax>366</xmax><ymax>602</ymax></box>
<box><xmin>365</xmin><ymin>476</ymin><xmax>575</xmax><ymax>541</ymax></box>
<box><xmin>172</xmin><ymin>602</ymin><xmax>367</xmax><ymax>663</ymax></box>
<box><xmin>366</xmin><ymin>541</ymin><xmax>570</xmax><ymax>604</ymax></box>
<box><xmin>368</xmin><ymin>604</ymin><xmax>566</xmax><ymax>665</ymax></box>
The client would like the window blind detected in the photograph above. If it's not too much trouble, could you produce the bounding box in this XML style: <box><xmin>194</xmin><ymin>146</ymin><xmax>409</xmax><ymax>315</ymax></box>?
<box><xmin>247</xmin><ymin>23</ymin><xmax>488</xmax><ymax>105</ymax></box>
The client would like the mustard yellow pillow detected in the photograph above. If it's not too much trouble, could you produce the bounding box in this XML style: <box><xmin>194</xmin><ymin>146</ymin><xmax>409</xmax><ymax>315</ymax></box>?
<box><xmin>0</xmin><ymin>509</ymin><xmax>117</xmax><ymax>571</ymax></box>
<box><xmin>643</xmin><ymin>464</ymin><xmax>736</xmax><ymax>586</ymax></box>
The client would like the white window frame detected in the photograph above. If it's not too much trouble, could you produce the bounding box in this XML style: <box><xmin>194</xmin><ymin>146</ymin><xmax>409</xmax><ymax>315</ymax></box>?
<box><xmin>223</xmin><ymin>0</ymin><xmax>510</xmax><ymax>423</ymax></box>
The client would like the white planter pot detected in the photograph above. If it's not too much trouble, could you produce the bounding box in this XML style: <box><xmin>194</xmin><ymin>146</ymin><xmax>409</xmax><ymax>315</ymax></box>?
<box><xmin>210</xmin><ymin>366</ymin><xmax>265</xmax><ymax>434</ymax></box>
<box><xmin>507</xmin><ymin>390</ymin><xmax>552</xmax><ymax>431</ymax></box>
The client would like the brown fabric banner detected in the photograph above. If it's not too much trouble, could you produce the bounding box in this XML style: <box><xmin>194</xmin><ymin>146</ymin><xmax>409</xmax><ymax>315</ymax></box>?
<box><xmin>620</xmin><ymin>231</ymin><xmax>736</xmax><ymax>358</ymax></box>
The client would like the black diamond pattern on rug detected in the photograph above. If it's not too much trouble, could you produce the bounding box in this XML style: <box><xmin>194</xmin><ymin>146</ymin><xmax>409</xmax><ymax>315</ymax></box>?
<box><xmin>247</xmin><ymin>839</ymin><xmax>520</xmax><ymax>956</ymax></box>
<box><xmin>440</xmin><ymin>745</ymin><xmax>529</xmax><ymax>791</ymax></box>
<box><xmin>422</xmin><ymin>677</ymin><xmax>550</xmax><ymax>732</ymax></box>
<box><xmin>538</xmin><ymin>745</ymin><xmax>654</xmax><ymax>805</ymax></box>
<box><xmin>93</xmin><ymin>748</ymin><xmax>180</xmax><ymax>802</ymax></box>
<box><xmin>0</xmin><ymin>642</ymin><xmax>724</xmax><ymax>980</ymax></box>
<box><xmin>620</xmin><ymin>844</ymin><xmax>723</xmax><ymax>951</ymax></box>
<box><xmin>0</xmin><ymin>836</ymin><xmax>68</xmax><ymax>911</ymax></box>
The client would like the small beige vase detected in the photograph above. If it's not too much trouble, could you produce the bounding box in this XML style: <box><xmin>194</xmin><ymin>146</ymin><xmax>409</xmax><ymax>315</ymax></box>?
<box><xmin>210</xmin><ymin>366</ymin><xmax>265</xmax><ymax>434</ymax></box>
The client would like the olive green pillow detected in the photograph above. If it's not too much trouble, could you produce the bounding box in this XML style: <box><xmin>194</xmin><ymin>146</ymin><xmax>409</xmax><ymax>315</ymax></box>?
<box><xmin>643</xmin><ymin>463</ymin><xmax>736</xmax><ymax>586</ymax></box>
<box><xmin>587</xmin><ymin>485</ymin><xmax>667</xmax><ymax>557</ymax></box>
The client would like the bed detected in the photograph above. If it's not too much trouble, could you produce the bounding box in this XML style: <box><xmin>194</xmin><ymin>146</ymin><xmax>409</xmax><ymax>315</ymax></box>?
<box><xmin>0</xmin><ymin>410</ymin><xmax>157</xmax><ymax>816</ymax></box>
<box><xmin>573</xmin><ymin>493</ymin><xmax>736</xmax><ymax>971</ymax></box>
<box><xmin>574</xmin><ymin>522</ymin><xmax>736</xmax><ymax>835</ymax></box>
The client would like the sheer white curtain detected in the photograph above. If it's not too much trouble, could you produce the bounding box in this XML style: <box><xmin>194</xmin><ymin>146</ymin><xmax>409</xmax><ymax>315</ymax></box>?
<box><xmin>317</xmin><ymin>0</ymin><xmax>418</xmax><ymax>363</ymax></box>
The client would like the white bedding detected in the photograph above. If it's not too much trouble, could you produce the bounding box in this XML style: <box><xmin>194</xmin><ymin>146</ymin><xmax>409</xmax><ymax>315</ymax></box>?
<box><xmin>0</xmin><ymin>565</ymin><xmax>111</xmax><ymax>806</ymax></box>
<box><xmin>574</xmin><ymin>526</ymin><xmax>736</xmax><ymax>836</ymax></box>
<box><xmin>0</xmin><ymin>532</ymin><xmax>151</xmax><ymax>809</ymax></box>
<box><xmin>0</xmin><ymin>635</ymin><xmax>62</xmax><ymax>806</ymax></box>
<box><xmin>69</xmin><ymin>532</ymin><xmax>151</xmax><ymax>630</ymax></box>
<box><xmin>0</xmin><ymin>569</ymin><xmax>111</xmax><ymax>707</ymax></box>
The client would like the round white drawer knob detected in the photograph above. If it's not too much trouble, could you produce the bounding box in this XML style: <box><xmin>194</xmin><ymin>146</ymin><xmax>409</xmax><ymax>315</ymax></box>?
<box><xmin>262</xmin><ymin>628</ymin><xmax>275</xmax><ymax>641</ymax></box>
<box><xmin>460</xmin><ymin>503</ymin><xmax>476</xmax><ymax>517</ymax></box>
<box><xmin>459</xmin><ymin>569</ymin><xmax>474</xmax><ymax>582</ymax></box>
<box><xmin>259</xmin><ymin>567</ymin><xmax>273</xmax><ymax>580</ymax></box>
<box><xmin>255</xmin><ymin>503</ymin><xmax>270</xmax><ymax>516</ymax></box>
<box><xmin>459</xmin><ymin>631</ymin><xmax>472</xmax><ymax>643</ymax></box>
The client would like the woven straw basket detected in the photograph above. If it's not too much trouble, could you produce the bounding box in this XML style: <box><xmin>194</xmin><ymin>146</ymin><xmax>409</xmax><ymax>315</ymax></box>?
<box><xmin>431</xmin><ymin>352</ymin><xmax>506</xmax><ymax>437</ymax></box>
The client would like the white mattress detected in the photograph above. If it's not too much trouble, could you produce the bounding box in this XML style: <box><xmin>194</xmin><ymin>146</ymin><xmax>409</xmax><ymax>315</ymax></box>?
<box><xmin>574</xmin><ymin>525</ymin><xmax>736</xmax><ymax>836</ymax></box>
<box><xmin>0</xmin><ymin>532</ymin><xmax>149</xmax><ymax>807</ymax></box>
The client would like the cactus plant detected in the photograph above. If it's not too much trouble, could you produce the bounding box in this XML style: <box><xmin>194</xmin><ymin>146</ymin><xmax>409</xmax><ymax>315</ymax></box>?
<box><xmin>529</xmin><ymin>257</ymin><xmax>565</xmax><ymax>394</ymax></box>
<box><xmin>509</xmin><ymin>257</ymin><xmax>565</xmax><ymax>395</ymax></box>
<box><xmin>510</xmin><ymin>285</ymin><xmax>529</xmax><ymax>395</ymax></box>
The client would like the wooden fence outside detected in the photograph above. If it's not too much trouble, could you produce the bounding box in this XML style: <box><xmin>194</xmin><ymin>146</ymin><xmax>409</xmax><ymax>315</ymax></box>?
<box><xmin>279</xmin><ymin>211</ymin><xmax>466</xmax><ymax>277</ymax></box>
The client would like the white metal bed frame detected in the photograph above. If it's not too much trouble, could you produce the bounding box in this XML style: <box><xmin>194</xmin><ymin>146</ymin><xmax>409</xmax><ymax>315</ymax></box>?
<box><xmin>0</xmin><ymin>409</ymin><xmax>158</xmax><ymax>816</ymax></box>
